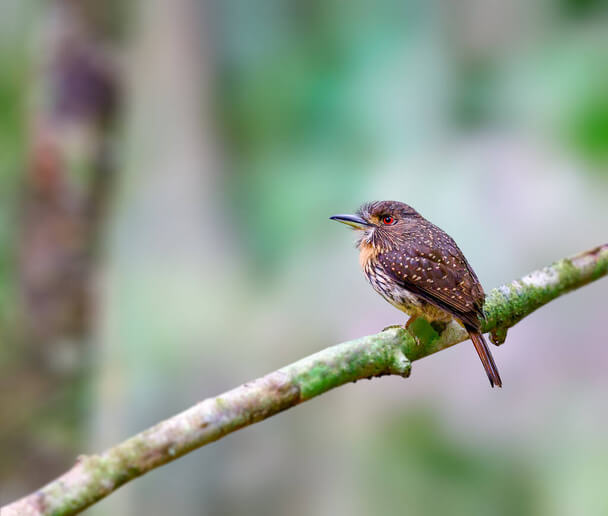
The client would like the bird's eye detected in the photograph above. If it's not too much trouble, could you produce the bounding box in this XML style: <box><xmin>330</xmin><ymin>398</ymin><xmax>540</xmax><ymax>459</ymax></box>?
<box><xmin>381</xmin><ymin>215</ymin><xmax>396</xmax><ymax>225</ymax></box>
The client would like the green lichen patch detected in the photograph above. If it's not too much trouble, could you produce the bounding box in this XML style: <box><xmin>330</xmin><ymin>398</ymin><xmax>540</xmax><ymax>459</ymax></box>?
<box><xmin>590</xmin><ymin>250</ymin><xmax>608</xmax><ymax>280</ymax></box>
<box><xmin>482</xmin><ymin>249</ymin><xmax>607</xmax><ymax>339</ymax></box>
<box><xmin>481</xmin><ymin>286</ymin><xmax>512</xmax><ymax>331</ymax></box>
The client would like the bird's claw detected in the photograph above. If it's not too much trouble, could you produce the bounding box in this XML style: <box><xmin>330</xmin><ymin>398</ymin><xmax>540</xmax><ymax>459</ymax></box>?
<box><xmin>382</xmin><ymin>324</ymin><xmax>406</xmax><ymax>332</ymax></box>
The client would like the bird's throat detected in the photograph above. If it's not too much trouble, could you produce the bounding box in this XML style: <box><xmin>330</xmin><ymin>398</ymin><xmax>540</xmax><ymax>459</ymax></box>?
<box><xmin>358</xmin><ymin>241</ymin><xmax>379</xmax><ymax>269</ymax></box>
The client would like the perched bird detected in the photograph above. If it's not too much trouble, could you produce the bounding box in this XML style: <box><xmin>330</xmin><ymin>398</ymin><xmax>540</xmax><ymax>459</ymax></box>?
<box><xmin>331</xmin><ymin>200</ymin><xmax>502</xmax><ymax>387</ymax></box>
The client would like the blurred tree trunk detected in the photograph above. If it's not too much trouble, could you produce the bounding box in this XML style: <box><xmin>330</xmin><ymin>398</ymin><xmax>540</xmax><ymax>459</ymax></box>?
<box><xmin>20</xmin><ymin>2</ymin><xmax>120</xmax><ymax>350</ymax></box>
<box><xmin>0</xmin><ymin>0</ymin><xmax>122</xmax><ymax>501</ymax></box>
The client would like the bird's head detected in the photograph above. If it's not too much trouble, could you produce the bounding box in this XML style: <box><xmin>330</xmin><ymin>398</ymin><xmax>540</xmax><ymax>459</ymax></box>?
<box><xmin>330</xmin><ymin>200</ymin><xmax>420</xmax><ymax>249</ymax></box>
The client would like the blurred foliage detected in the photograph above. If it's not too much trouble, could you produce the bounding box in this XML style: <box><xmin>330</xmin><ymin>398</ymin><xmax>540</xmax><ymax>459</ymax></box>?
<box><xmin>215</xmin><ymin>0</ymin><xmax>608</xmax><ymax>273</ymax></box>
<box><xmin>215</xmin><ymin>0</ymin><xmax>432</xmax><ymax>271</ymax></box>
<box><xmin>450</xmin><ymin>59</ymin><xmax>500</xmax><ymax>129</ymax></box>
<box><xmin>565</xmin><ymin>74</ymin><xmax>608</xmax><ymax>167</ymax></box>
<box><xmin>558</xmin><ymin>0</ymin><xmax>608</xmax><ymax>18</ymax></box>
<box><xmin>361</xmin><ymin>410</ymin><xmax>538</xmax><ymax>516</ymax></box>
<box><xmin>0</xmin><ymin>6</ymin><xmax>32</xmax><ymax>360</ymax></box>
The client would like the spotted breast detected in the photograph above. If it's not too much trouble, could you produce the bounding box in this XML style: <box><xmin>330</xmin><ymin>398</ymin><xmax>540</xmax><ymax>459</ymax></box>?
<box><xmin>364</xmin><ymin>260</ymin><xmax>452</xmax><ymax>322</ymax></box>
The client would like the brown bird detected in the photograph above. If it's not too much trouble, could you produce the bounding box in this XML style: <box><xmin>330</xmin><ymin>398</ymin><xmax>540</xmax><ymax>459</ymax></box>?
<box><xmin>331</xmin><ymin>200</ymin><xmax>502</xmax><ymax>387</ymax></box>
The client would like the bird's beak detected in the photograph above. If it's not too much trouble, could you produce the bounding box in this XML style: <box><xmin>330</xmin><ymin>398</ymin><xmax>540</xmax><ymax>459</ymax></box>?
<box><xmin>329</xmin><ymin>214</ymin><xmax>372</xmax><ymax>230</ymax></box>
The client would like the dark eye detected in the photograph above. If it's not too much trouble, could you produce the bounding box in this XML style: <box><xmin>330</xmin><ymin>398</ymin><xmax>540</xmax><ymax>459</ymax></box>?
<box><xmin>381</xmin><ymin>215</ymin><xmax>396</xmax><ymax>225</ymax></box>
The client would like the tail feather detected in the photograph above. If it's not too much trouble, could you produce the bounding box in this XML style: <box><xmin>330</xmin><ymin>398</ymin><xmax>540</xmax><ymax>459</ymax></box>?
<box><xmin>469</xmin><ymin>332</ymin><xmax>502</xmax><ymax>388</ymax></box>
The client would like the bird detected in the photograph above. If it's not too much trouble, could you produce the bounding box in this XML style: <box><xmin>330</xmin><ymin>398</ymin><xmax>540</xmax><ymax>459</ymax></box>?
<box><xmin>330</xmin><ymin>200</ymin><xmax>502</xmax><ymax>387</ymax></box>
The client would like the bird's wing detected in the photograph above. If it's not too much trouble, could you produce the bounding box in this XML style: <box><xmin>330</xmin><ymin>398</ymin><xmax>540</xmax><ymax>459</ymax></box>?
<box><xmin>377</xmin><ymin>241</ymin><xmax>484</xmax><ymax>329</ymax></box>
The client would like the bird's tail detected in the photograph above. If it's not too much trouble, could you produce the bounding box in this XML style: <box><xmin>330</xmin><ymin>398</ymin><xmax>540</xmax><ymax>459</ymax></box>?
<box><xmin>469</xmin><ymin>332</ymin><xmax>502</xmax><ymax>388</ymax></box>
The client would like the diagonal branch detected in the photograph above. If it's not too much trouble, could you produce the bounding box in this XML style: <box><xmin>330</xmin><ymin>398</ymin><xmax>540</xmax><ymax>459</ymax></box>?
<box><xmin>3</xmin><ymin>244</ymin><xmax>607</xmax><ymax>516</ymax></box>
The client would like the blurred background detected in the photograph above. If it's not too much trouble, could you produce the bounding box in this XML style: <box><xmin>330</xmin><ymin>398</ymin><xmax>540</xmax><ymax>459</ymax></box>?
<box><xmin>1</xmin><ymin>0</ymin><xmax>607</xmax><ymax>515</ymax></box>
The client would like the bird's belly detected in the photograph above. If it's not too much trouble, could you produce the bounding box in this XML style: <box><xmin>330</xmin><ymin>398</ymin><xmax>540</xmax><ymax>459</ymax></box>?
<box><xmin>382</xmin><ymin>285</ymin><xmax>422</xmax><ymax>314</ymax></box>
<box><xmin>365</xmin><ymin>265</ymin><xmax>452</xmax><ymax>322</ymax></box>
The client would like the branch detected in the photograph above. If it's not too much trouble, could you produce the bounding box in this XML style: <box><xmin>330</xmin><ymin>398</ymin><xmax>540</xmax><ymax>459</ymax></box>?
<box><xmin>4</xmin><ymin>244</ymin><xmax>607</xmax><ymax>516</ymax></box>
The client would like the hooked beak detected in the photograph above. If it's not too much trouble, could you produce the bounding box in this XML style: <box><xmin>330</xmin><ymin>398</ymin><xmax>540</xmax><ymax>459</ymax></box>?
<box><xmin>329</xmin><ymin>214</ymin><xmax>372</xmax><ymax>230</ymax></box>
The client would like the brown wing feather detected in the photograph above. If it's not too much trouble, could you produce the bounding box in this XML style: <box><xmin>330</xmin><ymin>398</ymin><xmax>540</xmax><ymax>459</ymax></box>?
<box><xmin>377</xmin><ymin>235</ymin><xmax>485</xmax><ymax>330</ymax></box>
